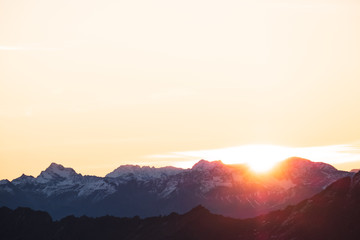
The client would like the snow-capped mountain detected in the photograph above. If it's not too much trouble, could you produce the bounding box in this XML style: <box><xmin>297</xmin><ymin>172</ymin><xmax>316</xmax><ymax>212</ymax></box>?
<box><xmin>36</xmin><ymin>163</ymin><xmax>79</xmax><ymax>183</ymax></box>
<box><xmin>0</xmin><ymin>158</ymin><xmax>353</xmax><ymax>219</ymax></box>
<box><xmin>3</xmin><ymin>173</ymin><xmax>360</xmax><ymax>240</ymax></box>
<box><xmin>9</xmin><ymin>163</ymin><xmax>116</xmax><ymax>199</ymax></box>
<box><xmin>106</xmin><ymin>165</ymin><xmax>183</xmax><ymax>180</ymax></box>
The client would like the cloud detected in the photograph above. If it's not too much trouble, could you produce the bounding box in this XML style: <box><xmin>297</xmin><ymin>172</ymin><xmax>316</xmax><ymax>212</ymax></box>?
<box><xmin>146</xmin><ymin>154</ymin><xmax>186</xmax><ymax>159</ymax></box>
<box><xmin>0</xmin><ymin>45</ymin><xmax>59</xmax><ymax>51</ymax></box>
<box><xmin>149</xmin><ymin>144</ymin><xmax>360</xmax><ymax>169</ymax></box>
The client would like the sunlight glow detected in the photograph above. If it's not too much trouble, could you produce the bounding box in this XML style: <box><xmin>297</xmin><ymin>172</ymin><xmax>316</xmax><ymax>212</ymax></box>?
<box><xmin>162</xmin><ymin>144</ymin><xmax>360</xmax><ymax>173</ymax></box>
<box><xmin>234</xmin><ymin>145</ymin><xmax>293</xmax><ymax>172</ymax></box>
<box><xmin>174</xmin><ymin>145</ymin><xmax>293</xmax><ymax>172</ymax></box>
<box><xmin>2</xmin><ymin>0</ymin><xmax>360</xmax><ymax>180</ymax></box>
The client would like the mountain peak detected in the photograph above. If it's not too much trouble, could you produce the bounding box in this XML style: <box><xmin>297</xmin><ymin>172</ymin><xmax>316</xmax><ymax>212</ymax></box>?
<box><xmin>48</xmin><ymin>162</ymin><xmax>63</xmax><ymax>168</ymax></box>
<box><xmin>0</xmin><ymin>179</ymin><xmax>10</xmax><ymax>185</ymax></box>
<box><xmin>12</xmin><ymin>174</ymin><xmax>35</xmax><ymax>185</ymax></box>
<box><xmin>281</xmin><ymin>157</ymin><xmax>337</xmax><ymax>172</ymax></box>
<box><xmin>185</xmin><ymin>205</ymin><xmax>211</xmax><ymax>217</ymax></box>
<box><xmin>44</xmin><ymin>162</ymin><xmax>77</xmax><ymax>174</ymax></box>
<box><xmin>37</xmin><ymin>163</ymin><xmax>79</xmax><ymax>183</ymax></box>
<box><xmin>191</xmin><ymin>159</ymin><xmax>224</xmax><ymax>171</ymax></box>
<box><xmin>283</xmin><ymin>156</ymin><xmax>312</xmax><ymax>165</ymax></box>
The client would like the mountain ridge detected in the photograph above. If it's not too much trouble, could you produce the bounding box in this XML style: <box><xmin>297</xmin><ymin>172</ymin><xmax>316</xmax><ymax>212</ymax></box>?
<box><xmin>2</xmin><ymin>157</ymin><xmax>344</xmax><ymax>182</ymax></box>
<box><xmin>0</xmin><ymin>158</ymin><xmax>353</xmax><ymax>220</ymax></box>
<box><xmin>2</xmin><ymin>172</ymin><xmax>360</xmax><ymax>240</ymax></box>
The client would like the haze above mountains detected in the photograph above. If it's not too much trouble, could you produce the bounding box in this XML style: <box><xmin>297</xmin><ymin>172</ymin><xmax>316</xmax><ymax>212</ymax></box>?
<box><xmin>0</xmin><ymin>157</ymin><xmax>354</xmax><ymax>220</ymax></box>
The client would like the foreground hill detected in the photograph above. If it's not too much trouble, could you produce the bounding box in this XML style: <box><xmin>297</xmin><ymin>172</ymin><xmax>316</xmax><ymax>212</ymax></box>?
<box><xmin>1</xmin><ymin>171</ymin><xmax>360</xmax><ymax>240</ymax></box>
<box><xmin>0</xmin><ymin>158</ymin><xmax>352</xmax><ymax>219</ymax></box>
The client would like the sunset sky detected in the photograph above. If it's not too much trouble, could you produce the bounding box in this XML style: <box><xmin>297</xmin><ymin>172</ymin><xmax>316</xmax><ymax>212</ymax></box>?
<box><xmin>1</xmin><ymin>0</ymin><xmax>360</xmax><ymax>179</ymax></box>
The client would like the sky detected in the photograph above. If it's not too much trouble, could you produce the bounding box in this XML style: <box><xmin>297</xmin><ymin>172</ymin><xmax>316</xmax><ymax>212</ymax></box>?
<box><xmin>1</xmin><ymin>0</ymin><xmax>360</xmax><ymax>179</ymax></box>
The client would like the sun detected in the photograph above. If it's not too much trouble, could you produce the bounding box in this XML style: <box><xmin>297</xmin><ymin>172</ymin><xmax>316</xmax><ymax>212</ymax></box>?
<box><xmin>247</xmin><ymin>158</ymin><xmax>279</xmax><ymax>173</ymax></box>
<box><xmin>174</xmin><ymin>144</ymin><xmax>295</xmax><ymax>173</ymax></box>
<box><xmin>223</xmin><ymin>145</ymin><xmax>294</xmax><ymax>173</ymax></box>
<box><xmin>158</xmin><ymin>144</ymin><xmax>359</xmax><ymax>173</ymax></box>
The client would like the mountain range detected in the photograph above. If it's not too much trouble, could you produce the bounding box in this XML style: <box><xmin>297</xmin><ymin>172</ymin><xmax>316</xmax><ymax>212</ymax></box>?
<box><xmin>2</xmin><ymin>171</ymin><xmax>360</xmax><ymax>240</ymax></box>
<box><xmin>0</xmin><ymin>157</ymin><xmax>352</xmax><ymax>220</ymax></box>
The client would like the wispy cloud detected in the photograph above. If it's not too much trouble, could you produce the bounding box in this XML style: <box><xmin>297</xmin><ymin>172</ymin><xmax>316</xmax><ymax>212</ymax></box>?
<box><xmin>146</xmin><ymin>154</ymin><xmax>186</xmax><ymax>159</ymax></box>
<box><xmin>149</xmin><ymin>144</ymin><xmax>360</xmax><ymax>169</ymax></box>
<box><xmin>0</xmin><ymin>45</ymin><xmax>59</xmax><ymax>51</ymax></box>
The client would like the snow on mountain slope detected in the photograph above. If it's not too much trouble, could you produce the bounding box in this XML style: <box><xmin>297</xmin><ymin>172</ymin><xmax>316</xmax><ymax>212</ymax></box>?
<box><xmin>11</xmin><ymin>174</ymin><xmax>36</xmax><ymax>185</ymax></box>
<box><xmin>273</xmin><ymin>157</ymin><xmax>350</xmax><ymax>187</ymax></box>
<box><xmin>106</xmin><ymin>164</ymin><xmax>183</xmax><ymax>180</ymax></box>
<box><xmin>10</xmin><ymin>163</ymin><xmax>116</xmax><ymax>198</ymax></box>
<box><xmin>192</xmin><ymin>160</ymin><xmax>225</xmax><ymax>172</ymax></box>
<box><xmin>36</xmin><ymin>163</ymin><xmax>79</xmax><ymax>183</ymax></box>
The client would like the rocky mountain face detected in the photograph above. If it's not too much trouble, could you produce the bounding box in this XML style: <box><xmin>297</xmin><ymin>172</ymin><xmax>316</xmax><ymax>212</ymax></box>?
<box><xmin>2</xmin><ymin>172</ymin><xmax>360</xmax><ymax>240</ymax></box>
<box><xmin>0</xmin><ymin>158</ymin><xmax>352</xmax><ymax>219</ymax></box>
<box><xmin>251</xmin><ymin>171</ymin><xmax>360</xmax><ymax>240</ymax></box>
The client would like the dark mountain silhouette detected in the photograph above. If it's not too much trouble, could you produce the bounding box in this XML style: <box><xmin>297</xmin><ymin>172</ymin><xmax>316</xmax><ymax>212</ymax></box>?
<box><xmin>2</xmin><ymin>172</ymin><xmax>360</xmax><ymax>239</ymax></box>
<box><xmin>0</xmin><ymin>158</ymin><xmax>352</xmax><ymax>220</ymax></box>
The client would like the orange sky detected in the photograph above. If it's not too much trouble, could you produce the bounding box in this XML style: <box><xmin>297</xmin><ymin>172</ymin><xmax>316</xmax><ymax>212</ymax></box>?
<box><xmin>1</xmin><ymin>0</ymin><xmax>360</xmax><ymax>180</ymax></box>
